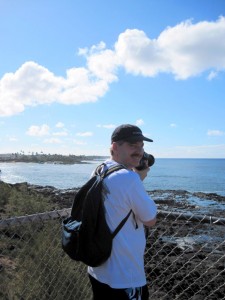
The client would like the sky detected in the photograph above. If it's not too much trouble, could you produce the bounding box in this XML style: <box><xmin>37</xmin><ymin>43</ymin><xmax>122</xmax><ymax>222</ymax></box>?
<box><xmin>0</xmin><ymin>0</ymin><xmax>225</xmax><ymax>158</ymax></box>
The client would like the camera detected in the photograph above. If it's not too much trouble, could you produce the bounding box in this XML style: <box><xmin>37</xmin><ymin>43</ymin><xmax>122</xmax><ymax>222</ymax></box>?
<box><xmin>135</xmin><ymin>152</ymin><xmax>155</xmax><ymax>171</ymax></box>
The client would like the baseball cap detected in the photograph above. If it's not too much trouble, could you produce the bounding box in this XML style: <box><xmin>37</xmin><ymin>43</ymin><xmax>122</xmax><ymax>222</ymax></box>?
<box><xmin>111</xmin><ymin>124</ymin><xmax>153</xmax><ymax>143</ymax></box>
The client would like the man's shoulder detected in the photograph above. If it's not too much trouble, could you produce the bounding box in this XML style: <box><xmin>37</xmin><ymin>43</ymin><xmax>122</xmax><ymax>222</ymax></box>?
<box><xmin>103</xmin><ymin>160</ymin><xmax>141</xmax><ymax>181</ymax></box>
<box><xmin>104</xmin><ymin>160</ymin><xmax>125</xmax><ymax>171</ymax></box>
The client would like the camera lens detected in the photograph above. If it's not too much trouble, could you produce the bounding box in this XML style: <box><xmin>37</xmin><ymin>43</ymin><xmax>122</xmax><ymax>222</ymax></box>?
<box><xmin>147</xmin><ymin>154</ymin><xmax>155</xmax><ymax>167</ymax></box>
<box><xmin>136</xmin><ymin>152</ymin><xmax>155</xmax><ymax>170</ymax></box>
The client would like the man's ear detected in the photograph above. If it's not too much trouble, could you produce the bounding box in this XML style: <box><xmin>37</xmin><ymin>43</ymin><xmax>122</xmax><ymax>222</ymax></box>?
<box><xmin>112</xmin><ymin>141</ymin><xmax>121</xmax><ymax>157</ymax></box>
<box><xmin>112</xmin><ymin>142</ymin><xmax>118</xmax><ymax>151</ymax></box>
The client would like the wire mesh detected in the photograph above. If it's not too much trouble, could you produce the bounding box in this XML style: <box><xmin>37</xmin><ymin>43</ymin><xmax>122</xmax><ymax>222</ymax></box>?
<box><xmin>0</xmin><ymin>209</ymin><xmax>224</xmax><ymax>300</ymax></box>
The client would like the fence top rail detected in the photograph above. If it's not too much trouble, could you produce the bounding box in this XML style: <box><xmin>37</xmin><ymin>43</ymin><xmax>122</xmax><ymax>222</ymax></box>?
<box><xmin>157</xmin><ymin>210</ymin><xmax>225</xmax><ymax>225</ymax></box>
<box><xmin>0</xmin><ymin>208</ymin><xmax>224</xmax><ymax>229</ymax></box>
<box><xmin>0</xmin><ymin>208</ymin><xmax>71</xmax><ymax>229</ymax></box>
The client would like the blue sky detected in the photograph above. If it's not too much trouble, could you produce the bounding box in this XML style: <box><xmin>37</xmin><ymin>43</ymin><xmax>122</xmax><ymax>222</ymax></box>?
<box><xmin>0</xmin><ymin>0</ymin><xmax>225</xmax><ymax>158</ymax></box>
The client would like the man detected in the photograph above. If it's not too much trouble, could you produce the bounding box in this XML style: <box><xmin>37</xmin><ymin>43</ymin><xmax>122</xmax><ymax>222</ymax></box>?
<box><xmin>88</xmin><ymin>124</ymin><xmax>157</xmax><ymax>300</ymax></box>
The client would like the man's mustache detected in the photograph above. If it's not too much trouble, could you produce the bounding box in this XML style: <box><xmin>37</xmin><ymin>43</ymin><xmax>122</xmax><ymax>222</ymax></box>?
<box><xmin>131</xmin><ymin>153</ymin><xmax>143</xmax><ymax>159</ymax></box>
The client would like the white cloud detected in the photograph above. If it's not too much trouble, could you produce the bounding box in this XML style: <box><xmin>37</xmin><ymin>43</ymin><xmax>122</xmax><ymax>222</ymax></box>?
<box><xmin>86</xmin><ymin>48</ymin><xmax>118</xmax><ymax>82</ymax></box>
<box><xmin>76</xmin><ymin>131</ymin><xmax>93</xmax><ymax>137</ymax></box>
<box><xmin>136</xmin><ymin>119</ymin><xmax>144</xmax><ymax>126</ymax></box>
<box><xmin>115</xmin><ymin>17</ymin><xmax>225</xmax><ymax>79</ymax></box>
<box><xmin>0</xmin><ymin>60</ymin><xmax>116</xmax><ymax>116</ymax></box>
<box><xmin>170</xmin><ymin>123</ymin><xmax>177</xmax><ymax>127</ymax></box>
<box><xmin>207</xmin><ymin>130</ymin><xmax>225</xmax><ymax>136</ymax></box>
<box><xmin>55</xmin><ymin>122</ymin><xmax>65</xmax><ymax>128</ymax></box>
<box><xmin>207</xmin><ymin>71</ymin><xmax>218</xmax><ymax>80</ymax></box>
<box><xmin>0</xmin><ymin>62</ymin><xmax>62</xmax><ymax>117</ymax></box>
<box><xmin>26</xmin><ymin>124</ymin><xmax>50</xmax><ymax>136</ymax></box>
<box><xmin>53</xmin><ymin>131</ymin><xmax>68</xmax><ymax>136</ymax></box>
<box><xmin>97</xmin><ymin>124</ymin><xmax>116</xmax><ymax>129</ymax></box>
<box><xmin>1</xmin><ymin>17</ymin><xmax>225</xmax><ymax>117</ymax></box>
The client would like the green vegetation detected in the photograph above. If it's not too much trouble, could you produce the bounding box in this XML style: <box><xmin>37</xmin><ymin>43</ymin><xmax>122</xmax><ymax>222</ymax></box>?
<box><xmin>0</xmin><ymin>181</ymin><xmax>90</xmax><ymax>299</ymax></box>
<box><xmin>0</xmin><ymin>153</ymin><xmax>107</xmax><ymax>164</ymax></box>
<box><xmin>0</xmin><ymin>181</ymin><xmax>56</xmax><ymax>218</ymax></box>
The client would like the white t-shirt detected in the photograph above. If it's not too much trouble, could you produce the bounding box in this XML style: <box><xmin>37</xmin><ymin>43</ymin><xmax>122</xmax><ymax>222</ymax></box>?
<box><xmin>88</xmin><ymin>160</ymin><xmax>157</xmax><ymax>288</ymax></box>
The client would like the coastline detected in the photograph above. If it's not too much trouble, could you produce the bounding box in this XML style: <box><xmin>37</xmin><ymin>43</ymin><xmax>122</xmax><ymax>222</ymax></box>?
<box><xmin>0</xmin><ymin>154</ymin><xmax>107</xmax><ymax>165</ymax></box>
<box><xmin>1</xmin><ymin>158</ymin><xmax>225</xmax><ymax>197</ymax></box>
<box><xmin>1</xmin><ymin>180</ymin><xmax>225</xmax><ymax>219</ymax></box>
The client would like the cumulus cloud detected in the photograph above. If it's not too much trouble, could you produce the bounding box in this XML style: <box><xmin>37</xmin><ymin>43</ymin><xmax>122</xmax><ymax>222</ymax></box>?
<box><xmin>1</xmin><ymin>16</ymin><xmax>225</xmax><ymax>116</ymax></box>
<box><xmin>115</xmin><ymin>17</ymin><xmax>225</xmax><ymax>79</ymax></box>
<box><xmin>26</xmin><ymin>124</ymin><xmax>50</xmax><ymax>136</ymax></box>
<box><xmin>0</xmin><ymin>60</ymin><xmax>115</xmax><ymax>117</ymax></box>
<box><xmin>80</xmin><ymin>42</ymin><xmax>118</xmax><ymax>82</ymax></box>
<box><xmin>0</xmin><ymin>62</ymin><xmax>62</xmax><ymax>117</ymax></box>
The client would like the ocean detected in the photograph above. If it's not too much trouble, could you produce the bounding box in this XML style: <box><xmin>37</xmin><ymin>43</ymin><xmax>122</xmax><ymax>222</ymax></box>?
<box><xmin>0</xmin><ymin>158</ymin><xmax>224</xmax><ymax>196</ymax></box>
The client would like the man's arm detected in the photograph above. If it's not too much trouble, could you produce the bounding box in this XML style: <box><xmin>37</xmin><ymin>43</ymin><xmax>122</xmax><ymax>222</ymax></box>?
<box><xmin>142</xmin><ymin>217</ymin><xmax>157</xmax><ymax>227</ymax></box>
<box><xmin>133</xmin><ymin>167</ymin><xmax>157</xmax><ymax>227</ymax></box>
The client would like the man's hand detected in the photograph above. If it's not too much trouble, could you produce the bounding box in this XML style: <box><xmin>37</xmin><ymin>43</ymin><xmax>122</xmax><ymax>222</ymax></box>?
<box><xmin>133</xmin><ymin>167</ymin><xmax>150</xmax><ymax>181</ymax></box>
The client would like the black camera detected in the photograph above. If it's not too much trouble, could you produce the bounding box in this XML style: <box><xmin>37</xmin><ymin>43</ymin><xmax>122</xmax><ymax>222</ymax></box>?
<box><xmin>136</xmin><ymin>152</ymin><xmax>155</xmax><ymax>171</ymax></box>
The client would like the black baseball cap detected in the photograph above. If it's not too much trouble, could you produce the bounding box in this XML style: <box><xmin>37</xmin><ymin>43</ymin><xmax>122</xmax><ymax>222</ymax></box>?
<box><xmin>111</xmin><ymin>124</ymin><xmax>153</xmax><ymax>143</ymax></box>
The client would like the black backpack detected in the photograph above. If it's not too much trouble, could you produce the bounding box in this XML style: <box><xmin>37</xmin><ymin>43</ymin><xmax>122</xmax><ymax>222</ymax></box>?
<box><xmin>62</xmin><ymin>163</ymin><xmax>132</xmax><ymax>267</ymax></box>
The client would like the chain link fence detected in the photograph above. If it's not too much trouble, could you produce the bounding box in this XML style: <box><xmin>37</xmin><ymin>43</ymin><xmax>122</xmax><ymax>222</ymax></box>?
<box><xmin>0</xmin><ymin>209</ymin><xmax>225</xmax><ymax>300</ymax></box>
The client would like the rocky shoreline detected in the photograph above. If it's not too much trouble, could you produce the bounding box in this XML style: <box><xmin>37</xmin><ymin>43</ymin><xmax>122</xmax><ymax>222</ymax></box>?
<box><xmin>2</xmin><ymin>180</ymin><xmax>225</xmax><ymax>218</ymax></box>
<box><xmin>22</xmin><ymin>182</ymin><xmax>225</xmax><ymax>217</ymax></box>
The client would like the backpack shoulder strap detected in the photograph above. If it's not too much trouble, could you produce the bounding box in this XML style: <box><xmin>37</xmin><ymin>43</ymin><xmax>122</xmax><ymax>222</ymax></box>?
<box><xmin>101</xmin><ymin>164</ymin><xmax>134</xmax><ymax>237</ymax></box>
<box><xmin>82</xmin><ymin>162</ymin><xmax>133</xmax><ymax>235</ymax></box>
<box><xmin>102</xmin><ymin>164</ymin><xmax>125</xmax><ymax>179</ymax></box>
<box><xmin>70</xmin><ymin>175</ymin><xmax>97</xmax><ymax>218</ymax></box>
<box><xmin>93</xmin><ymin>163</ymin><xmax>125</xmax><ymax>178</ymax></box>
<box><xmin>111</xmin><ymin>209</ymin><xmax>133</xmax><ymax>238</ymax></box>
<box><xmin>94</xmin><ymin>163</ymin><xmax>106</xmax><ymax>176</ymax></box>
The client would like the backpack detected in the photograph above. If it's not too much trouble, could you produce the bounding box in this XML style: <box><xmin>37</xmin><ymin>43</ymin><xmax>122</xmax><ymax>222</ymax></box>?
<box><xmin>61</xmin><ymin>163</ymin><xmax>132</xmax><ymax>267</ymax></box>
